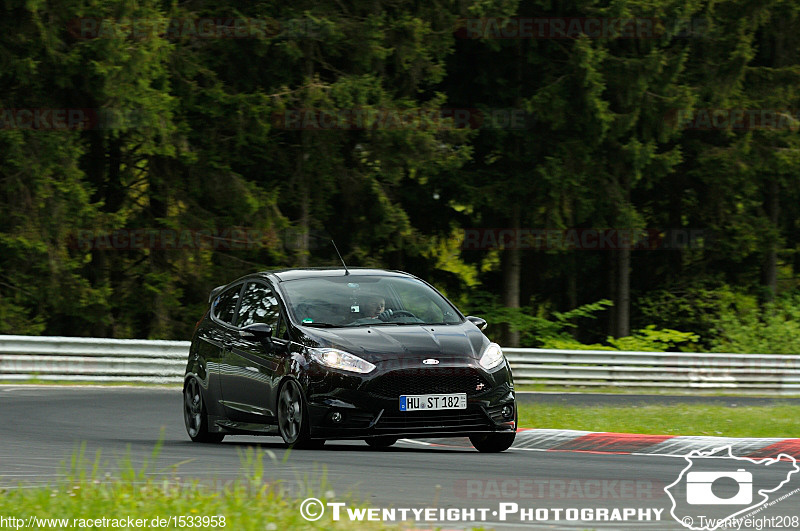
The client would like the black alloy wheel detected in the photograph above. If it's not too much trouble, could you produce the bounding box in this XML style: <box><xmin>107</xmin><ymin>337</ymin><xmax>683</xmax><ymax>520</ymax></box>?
<box><xmin>184</xmin><ymin>378</ymin><xmax>224</xmax><ymax>443</ymax></box>
<box><xmin>277</xmin><ymin>379</ymin><xmax>322</xmax><ymax>449</ymax></box>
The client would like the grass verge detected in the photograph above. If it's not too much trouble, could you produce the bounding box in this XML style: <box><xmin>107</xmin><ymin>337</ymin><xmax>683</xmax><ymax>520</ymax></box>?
<box><xmin>517</xmin><ymin>402</ymin><xmax>800</xmax><ymax>438</ymax></box>
<box><xmin>0</xmin><ymin>444</ymin><xmax>394</xmax><ymax>531</ymax></box>
<box><xmin>516</xmin><ymin>383</ymin><xmax>800</xmax><ymax>397</ymax></box>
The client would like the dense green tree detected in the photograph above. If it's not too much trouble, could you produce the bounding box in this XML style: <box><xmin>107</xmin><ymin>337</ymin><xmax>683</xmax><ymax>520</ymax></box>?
<box><xmin>1</xmin><ymin>0</ymin><xmax>799</xmax><ymax>351</ymax></box>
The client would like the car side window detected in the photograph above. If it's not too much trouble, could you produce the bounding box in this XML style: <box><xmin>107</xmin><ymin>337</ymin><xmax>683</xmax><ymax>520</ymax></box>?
<box><xmin>236</xmin><ymin>282</ymin><xmax>280</xmax><ymax>329</ymax></box>
<box><xmin>214</xmin><ymin>285</ymin><xmax>241</xmax><ymax>324</ymax></box>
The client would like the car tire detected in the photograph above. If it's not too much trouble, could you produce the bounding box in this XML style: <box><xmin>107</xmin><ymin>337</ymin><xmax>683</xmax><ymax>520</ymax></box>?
<box><xmin>469</xmin><ymin>431</ymin><xmax>515</xmax><ymax>453</ymax></box>
<box><xmin>184</xmin><ymin>378</ymin><xmax>225</xmax><ymax>443</ymax></box>
<box><xmin>365</xmin><ymin>436</ymin><xmax>398</xmax><ymax>449</ymax></box>
<box><xmin>469</xmin><ymin>407</ymin><xmax>517</xmax><ymax>453</ymax></box>
<box><xmin>277</xmin><ymin>379</ymin><xmax>317</xmax><ymax>449</ymax></box>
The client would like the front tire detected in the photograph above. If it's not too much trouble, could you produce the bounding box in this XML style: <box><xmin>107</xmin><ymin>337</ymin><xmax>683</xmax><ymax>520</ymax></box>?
<box><xmin>470</xmin><ymin>408</ymin><xmax>517</xmax><ymax>453</ymax></box>
<box><xmin>469</xmin><ymin>431</ymin><xmax>515</xmax><ymax>453</ymax></box>
<box><xmin>277</xmin><ymin>379</ymin><xmax>319</xmax><ymax>449</ymax></box>
<box><xmin>184</xmin><ymin>378</ymin><xmax>224</xmax><ymax>443</ymax></box>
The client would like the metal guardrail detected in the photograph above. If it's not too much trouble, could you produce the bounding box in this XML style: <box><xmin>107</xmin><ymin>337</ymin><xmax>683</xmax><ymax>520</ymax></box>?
<box><xmin>0</xmin><ymin>335</ymin><xmax>188</xmax><ymax>384</ymax></box>
<box><xmin>1</xmin><ymin>335</ymin><xmax>799</xmax><ymax>392</ymax></box>
<box><xmin>505</xmin><ymin>348</ymin><xmax>800</xmax><ymax>393</ymax></box>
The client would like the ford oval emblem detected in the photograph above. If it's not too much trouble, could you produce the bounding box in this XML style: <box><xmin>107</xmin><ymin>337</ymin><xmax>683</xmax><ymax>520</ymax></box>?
<box><xmin>422</xmin><ymin>358</ymin><xmax>439</xmax><ymax>365</ymax></box>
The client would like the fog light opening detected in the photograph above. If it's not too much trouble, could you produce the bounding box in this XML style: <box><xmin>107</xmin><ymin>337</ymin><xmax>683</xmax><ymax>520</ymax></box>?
<box><xmin>501</xmin><ymin>405</ymin><xmax>513</xmax><ymax>419</ymax></box>
<box><xmin>330</xmin><ymin>411</ymin><xmax>343</xmax><ymax>423</ymax></box>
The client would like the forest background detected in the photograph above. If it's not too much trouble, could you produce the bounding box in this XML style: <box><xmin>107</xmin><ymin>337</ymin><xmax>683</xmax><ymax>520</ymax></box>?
<box><xmin>2</xmin><ymin>0</ymin><xmax>800</xmax><ymax>354</ymax></box>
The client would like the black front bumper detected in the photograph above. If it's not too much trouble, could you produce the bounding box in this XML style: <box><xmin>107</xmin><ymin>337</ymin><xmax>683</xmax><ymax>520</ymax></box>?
<box><xmin>305</xmin><ymin>363</ymin><xmax>516</xmax><ymax>440</ymax></box>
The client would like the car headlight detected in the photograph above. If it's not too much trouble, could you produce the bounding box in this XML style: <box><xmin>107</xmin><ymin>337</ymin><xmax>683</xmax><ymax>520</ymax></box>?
<box><xmin>309</xmin><ymin>348</ymin><xmax>376</xmax><ymax>374</ymax></box>
<box><xmin>479</xmin><ymin>342</ymin><xmax>505</xmax><ymax>370</ymax></box>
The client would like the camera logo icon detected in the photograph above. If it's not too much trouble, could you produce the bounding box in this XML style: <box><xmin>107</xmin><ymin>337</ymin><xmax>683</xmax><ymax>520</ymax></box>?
<box><xmin>686</xmin><ymin>469</ymin><xmax>752</xmax><ymax>505</ymax></box>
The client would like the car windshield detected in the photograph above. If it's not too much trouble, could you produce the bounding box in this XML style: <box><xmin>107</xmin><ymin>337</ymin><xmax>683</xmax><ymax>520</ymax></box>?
<box><xmin>279</xmin><ymin>275</ymin><xmax>464</xmax><ymax>327</ymax></box>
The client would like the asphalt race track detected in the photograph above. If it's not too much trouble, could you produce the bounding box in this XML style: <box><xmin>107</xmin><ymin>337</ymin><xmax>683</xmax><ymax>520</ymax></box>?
<box><xmin>2</xmin><ymin>386</ymin><xmax>799</xmax><ymax>530</ymax></box>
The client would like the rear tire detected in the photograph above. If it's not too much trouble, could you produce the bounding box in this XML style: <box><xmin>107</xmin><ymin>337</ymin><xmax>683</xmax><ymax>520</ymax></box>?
<box><xmin>365</xmin><ymin>436</ymin><xmax>398</xmax><ymax>449</ymax></box>
<box><xmin>184</xmin><ymin>378</ymin><xmax>224</xmax><ymax>443</ymax></box>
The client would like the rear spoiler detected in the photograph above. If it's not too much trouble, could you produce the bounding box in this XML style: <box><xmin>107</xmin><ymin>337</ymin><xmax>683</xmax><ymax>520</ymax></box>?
<box><xmin>208</xmin><ymin>285</ymin><xmax>226</xmax><ymax>304</ymax></box>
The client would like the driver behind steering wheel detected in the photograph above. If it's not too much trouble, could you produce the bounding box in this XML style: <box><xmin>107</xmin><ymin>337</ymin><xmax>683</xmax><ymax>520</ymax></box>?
<box><xmin>365</xmin><ymin>296</ymin><xmax>393</xmax><ymax>321</ymax></box>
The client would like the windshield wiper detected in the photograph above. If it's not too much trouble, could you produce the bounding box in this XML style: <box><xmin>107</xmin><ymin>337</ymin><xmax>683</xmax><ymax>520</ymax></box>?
<box><xmin>301</xmin><ymin>322</ymin><xmax>339</xmax><ymax>328</ymax></box>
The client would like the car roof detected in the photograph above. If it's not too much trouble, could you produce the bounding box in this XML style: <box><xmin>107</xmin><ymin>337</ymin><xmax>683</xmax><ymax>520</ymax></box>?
<box><xmin>257</xmin><ymin>267</ymin><xmax>416</xmax><ymax>283</ymax></box>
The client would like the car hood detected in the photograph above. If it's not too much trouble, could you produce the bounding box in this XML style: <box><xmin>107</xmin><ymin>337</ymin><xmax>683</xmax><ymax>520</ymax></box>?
<box><xmin>298</xmin><ymin>322</ymin><xmax>489</xmax><ymax>363</ymax></box>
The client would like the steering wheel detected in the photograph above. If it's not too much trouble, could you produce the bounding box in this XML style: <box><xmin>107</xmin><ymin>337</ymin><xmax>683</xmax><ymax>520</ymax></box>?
<box><xmin>389</xmin><ymin>310</ymin><xmax>417</xmax><ymax>318</ymax></box>
<box><xmin>376</xmin><ymin>309</ymin><xmax>419</xmax><ymax>322</ymax></box>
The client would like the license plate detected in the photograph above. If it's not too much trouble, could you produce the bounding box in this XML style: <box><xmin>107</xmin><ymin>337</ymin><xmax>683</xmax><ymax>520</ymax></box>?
<box><xmin>399</xmin><ymin>393</ymin><xmax>467</xmax><ymax>411</ymax></box>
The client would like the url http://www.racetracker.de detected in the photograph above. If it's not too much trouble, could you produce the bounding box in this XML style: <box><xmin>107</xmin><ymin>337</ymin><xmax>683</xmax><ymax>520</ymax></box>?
<box><xmin>0</xmin><ymin>515</ymin><xmax>226</xmax><ymax>529</ymax></box>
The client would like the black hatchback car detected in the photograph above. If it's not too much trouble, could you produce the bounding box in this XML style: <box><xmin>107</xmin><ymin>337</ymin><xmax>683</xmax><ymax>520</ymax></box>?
<box><xmin>183</xmin><ymin>268</ymin><xmax>517</xmax><ymax>452</ymax></box>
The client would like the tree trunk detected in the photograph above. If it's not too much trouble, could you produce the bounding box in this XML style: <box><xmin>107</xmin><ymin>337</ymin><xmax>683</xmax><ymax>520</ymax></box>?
<box><xmin>607</xmin><ymin>251</ymin><xmax>617</xmax><ymax>337</ymax></box>
<box><xmin>500</xmin><ymin>206</ymin><xmax>521</xmax><ymax>347</ymax></box>
<box><xmin>615</xmin><ymin>248</ymin><xmax>631</xmax><ymax>337</ymax></box>
<box><xmin>761</xmin><ymin>178</ymin><xmax>779</xmax><ymax>300</ymax></box>
<box><xmin>147</xmin><ymin>156</ymin><xmax>170</xmax><ymax>338</ymax></box>
<box><xmin>668</xmin><ymin>180</ymin><xmax>683</xmax><ymax>280</ymax></box>
<box><xmin>295</xmin><ymin>131</ymin><xmax>310</xmax><ymax>267</ymax></box>
<box><xmin>567</xmin><ymin>254</ymin><xmax>578</xmax><ymax>310</ymax></box>
<box><xmin>566</xmin><ymin>255</ymin><xmax>579</xmax><ymax>339</ymax></box>
<box><xmin>84</xmin><ymin>128</ymin><xmax>123</xmax><ymax>337</ymax></box>
<box><xmin>612</xmin><ymin>171</ymin><xmax>632</xmax><ymax>338</ymax></box>
<box><xmin>86</xmin><ymin>129</ymin><xmax>108</xmax><ymax>337</ymax></box>
<box><xmin>294</xmin><ymin>52</ymin><xmax>314</xmax><ymax>267</ymax></box>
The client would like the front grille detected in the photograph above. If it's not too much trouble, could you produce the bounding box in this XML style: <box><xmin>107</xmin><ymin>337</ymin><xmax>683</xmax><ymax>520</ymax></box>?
<box><xmin>375</xmin><ymin>409</ymin><xmax>490</xmax><ymax>433</ymax></box>
<box><xmin>369</xmin><ymin>368</ymin><xmax>489</xmax><ymax>398</ymax></box>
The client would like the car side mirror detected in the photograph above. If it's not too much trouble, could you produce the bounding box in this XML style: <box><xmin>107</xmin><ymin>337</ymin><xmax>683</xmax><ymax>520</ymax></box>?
<box><xmin>240</xmin><ymin>323</ymin><xmax>274</xmax><ymax>340</ymax></box>
<box><xmin>466</xmin><ymin>316</ymin><xmax>488</xmax><ymax>331</ymax></box>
